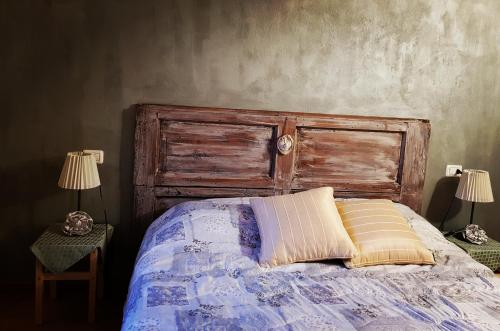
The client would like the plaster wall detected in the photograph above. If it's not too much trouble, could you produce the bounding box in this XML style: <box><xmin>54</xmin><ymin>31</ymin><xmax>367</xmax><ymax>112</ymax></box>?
<box><xmin>1</xmin><ymin>0</ymin><xmax>499</xmax><ymax>283</ymax></box>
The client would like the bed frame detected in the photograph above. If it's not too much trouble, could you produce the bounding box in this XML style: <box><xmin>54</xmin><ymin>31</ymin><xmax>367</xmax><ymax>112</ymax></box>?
<box><xmin>133</xmin><ymin>104</ymin><xmax>430</xmax><ymax>235</ymax></box>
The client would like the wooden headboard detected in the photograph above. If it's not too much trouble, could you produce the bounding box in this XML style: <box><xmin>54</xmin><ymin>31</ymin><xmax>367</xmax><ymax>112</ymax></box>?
<box><xmin>133</xmin><ymin>104</ymin><xmax>430</xmax><ymax>233</ymax></box>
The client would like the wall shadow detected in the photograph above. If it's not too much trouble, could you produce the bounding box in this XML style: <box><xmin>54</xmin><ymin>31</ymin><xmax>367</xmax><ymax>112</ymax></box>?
<box><xmin>480</xmin><ymin>131</ymin><xmax>500</xmax><ymax>239</ymax></box>
<box><xmin>110</xmin><ymin>105</ymin><xmax>137</xmax><ymax>298</ymax></box>
<box><xmin>119</xmin><ymin>105</ymin><xmax>136</xmax><ymax>244</ymax></box>
<box><xmin>425</xmin><ymin>176</ymin><xmax>463</xmax><ymax>229</ymax></box>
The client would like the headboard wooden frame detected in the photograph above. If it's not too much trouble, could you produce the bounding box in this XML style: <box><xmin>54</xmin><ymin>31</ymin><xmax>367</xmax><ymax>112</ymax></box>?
<box><xmin>133</xmin><ymin>104</ymin><xmax>430</xmax><ymax>234</ymax></box>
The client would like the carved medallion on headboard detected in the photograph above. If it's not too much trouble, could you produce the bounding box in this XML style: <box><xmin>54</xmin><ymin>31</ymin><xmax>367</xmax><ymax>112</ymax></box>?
<box><xmin>133</xmin><ymin>104</ymin><xmax>430</xmax><ymax>234</ymax></box>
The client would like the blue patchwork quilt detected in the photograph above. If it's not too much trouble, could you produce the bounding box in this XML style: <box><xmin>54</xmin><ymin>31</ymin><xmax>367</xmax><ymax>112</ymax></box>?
<box><xmin>122</xmin><ymin>198</ymin><xmax>500</xmax><ymax>330</ymax></box>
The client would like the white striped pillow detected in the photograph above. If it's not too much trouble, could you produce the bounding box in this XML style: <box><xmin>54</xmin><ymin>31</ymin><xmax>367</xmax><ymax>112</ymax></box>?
<box><xmin>250</xmin><ymin>187</ymin><xmax>357</xmax><ymax>267</ymax></box>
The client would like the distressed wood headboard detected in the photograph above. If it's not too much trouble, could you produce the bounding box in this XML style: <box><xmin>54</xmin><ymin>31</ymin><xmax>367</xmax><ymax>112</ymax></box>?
<box><xmin>133</xmin><ymin>104</ymin><xmax>430</xmax><ymax>234</ymax></box>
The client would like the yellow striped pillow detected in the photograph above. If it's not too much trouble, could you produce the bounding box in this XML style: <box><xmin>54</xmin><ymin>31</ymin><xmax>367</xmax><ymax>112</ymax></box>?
<box><xmin>250</xmin><ymin>187</ymin><xmax>357</xmax><ymax>267</ymax></box>
<box><xmin>336</xmin><ymin>199</ymin><xmax>435</xmax><ymax>268</ymax></box>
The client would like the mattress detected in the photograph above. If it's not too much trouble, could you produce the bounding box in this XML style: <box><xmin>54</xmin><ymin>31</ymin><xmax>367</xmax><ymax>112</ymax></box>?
<box><xmin>122</xmin><ymin>198</ymin><xmax>500</xmax><ymax>330</ymax></box>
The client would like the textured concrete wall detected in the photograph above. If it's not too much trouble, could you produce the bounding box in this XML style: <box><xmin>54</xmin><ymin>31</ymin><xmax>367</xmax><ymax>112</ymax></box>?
<box><xmin>1</xmin><ymin>0</ymin><xmax>499</xmax><ymax>283</ymax></box>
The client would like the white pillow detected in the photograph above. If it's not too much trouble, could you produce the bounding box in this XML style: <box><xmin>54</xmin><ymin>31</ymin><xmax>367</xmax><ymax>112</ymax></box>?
<box><xmin>250</xmin><ymin>187</ymin><xmax>357</xmax><ymax>267</ymax></box>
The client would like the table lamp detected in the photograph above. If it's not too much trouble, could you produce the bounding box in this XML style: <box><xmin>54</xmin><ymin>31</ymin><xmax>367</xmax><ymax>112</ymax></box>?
<box><xmin>58</xmin><ymin>151</ymin><xmax>108</xmax><ymax>240</ymax></box>
<box><xmin>58</xmin><ymin>151</ymin><xmax>101</xmax><ymax>211</ymax></box>
<box><xmin>455</xmin><ymin>169</ymin><xmax>494</xmax><ymax>225</ymax></box>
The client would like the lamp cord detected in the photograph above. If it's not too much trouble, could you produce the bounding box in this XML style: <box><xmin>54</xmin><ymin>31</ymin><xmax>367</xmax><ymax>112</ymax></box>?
<box><xmin>439</xmin><ymin>169</ymin><xmax>463</xmax><ymax>232</ymax></box>
<box><xmin>98</xmin><ymin>186</ymin><xmax>108</xmax><ymax>245</ymax></box>
<box><xmin>98</xmin><ymin>185</ymin><xmax>108</xmax><ymax>297</ymax></box>
<box><xmin>438</xmin><ymin>196</ymin><xmax>455</xmax><ymax>231</ymax></box>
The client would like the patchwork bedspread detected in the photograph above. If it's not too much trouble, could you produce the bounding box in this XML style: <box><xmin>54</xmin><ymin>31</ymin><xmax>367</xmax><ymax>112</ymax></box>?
<box><xmin>122</xmin><ymin>198</ymin><xmax>500</xmax><ymax>330</ymax></box>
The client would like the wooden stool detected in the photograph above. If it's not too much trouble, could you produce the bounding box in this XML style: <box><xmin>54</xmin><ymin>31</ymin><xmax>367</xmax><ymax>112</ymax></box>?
<box><xmin>35</xmin><ymin>249</ymin><xmax>99</xmax><ymax>324</ymax></box>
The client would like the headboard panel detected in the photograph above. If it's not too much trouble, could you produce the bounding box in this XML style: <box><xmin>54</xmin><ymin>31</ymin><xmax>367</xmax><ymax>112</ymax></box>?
<box><xmin>134</xmin><ymin>104</ymin><xmax>430</xmax><ymax>234</ymax></box>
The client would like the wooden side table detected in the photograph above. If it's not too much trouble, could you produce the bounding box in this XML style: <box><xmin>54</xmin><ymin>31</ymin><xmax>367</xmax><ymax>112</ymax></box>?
<box><xmin>35</xmin><ymin>249</ymin><xmax>99</xmax><ymax>323</ymax></box>
<box><xmin>31</xmin><ymin>224</ymin><xmax>113</xmax><ymax>324</ymax></box>
<box><xmin>447</xmin><ymin>235</ymin><xmax>500</xmax><ymax>273</ymax></box>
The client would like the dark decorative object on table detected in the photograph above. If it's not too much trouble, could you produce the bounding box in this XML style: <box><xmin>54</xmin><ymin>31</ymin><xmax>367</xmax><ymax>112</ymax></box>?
<box><xmin>462</xmin><ymin>224</ymin><xmax>488</xmax><ymax>245</ymax></box>
<box><xmin>62</xmin><ymin>211</ymin><xmax>93</xmax><ymax>236</ymax></box>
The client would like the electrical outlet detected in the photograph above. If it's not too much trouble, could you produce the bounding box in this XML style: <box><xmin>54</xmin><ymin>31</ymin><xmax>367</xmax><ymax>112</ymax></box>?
<box><xmin>446</xmin><ymin>164</ymin><xmax>462</xmax><ymax>177</ymax></box>
<box><xmin>83</xmin><ymin>149</ymin><xmax>104</xmax><ymax>165</ymax></box>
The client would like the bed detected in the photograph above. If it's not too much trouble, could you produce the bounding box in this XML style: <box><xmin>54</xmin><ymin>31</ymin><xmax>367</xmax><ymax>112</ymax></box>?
<box><xmin>124</xmin><ymin>105</ymin><xmax>500</xmax><ymax>330</ymax></box>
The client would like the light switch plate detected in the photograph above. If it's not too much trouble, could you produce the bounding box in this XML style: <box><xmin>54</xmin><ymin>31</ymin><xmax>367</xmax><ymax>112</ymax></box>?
<box><xmin>83</xmin><ymin>149</ymin><xmax>104</xmax><ymax>165</ymax></box>
<box><xmin>446</xmin><ymin>164</ymin><xmax>462</xmax><ymax>177</ymax></box>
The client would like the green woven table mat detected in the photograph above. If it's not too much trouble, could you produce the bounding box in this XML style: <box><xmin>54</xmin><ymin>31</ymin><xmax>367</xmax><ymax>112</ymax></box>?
<box><xmin>30</xmin><ymin>223</ymin><xmax>113</xmax><ymax>273</ymax></box>
<box><xmin>448</xmin><ymin>235</ymin><xmax>500</xmax><ymax>272</ymax></box>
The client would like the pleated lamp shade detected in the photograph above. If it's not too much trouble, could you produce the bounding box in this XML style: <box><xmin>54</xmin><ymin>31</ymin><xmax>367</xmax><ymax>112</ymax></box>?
<box><xmin>58</xmin><ymin>152</ymin><xmax>100</xmax><ymax>190</ymax></box>
<box><xmin>455</xmin><ymin>169</ymin><xmax>494</xmax><ymax>203</ymax></box>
